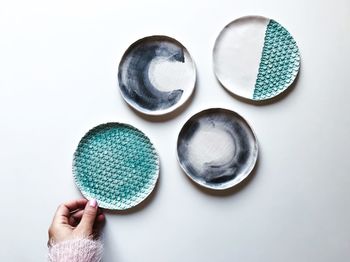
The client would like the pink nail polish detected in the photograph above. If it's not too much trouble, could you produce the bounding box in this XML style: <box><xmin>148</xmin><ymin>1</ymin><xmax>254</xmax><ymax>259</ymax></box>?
<box><xmin>89</xmin><ymin>199</ymin><xmax>97</xmax><ymax>208</ymax></box>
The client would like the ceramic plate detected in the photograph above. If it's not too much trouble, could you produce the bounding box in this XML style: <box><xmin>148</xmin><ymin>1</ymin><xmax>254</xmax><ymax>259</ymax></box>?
<box><xmin>73</xmin><ymin>123</ymin><xmax>159</xmax><ymax>210</ymax></box>
<box><xmin>177</xmin><ymin>108</ymin><xmax>258</xmax><ymax>190</ymax></box>
<box><xmin>213</xmin><ymin>15</ymin><xmax>300</xmax><ymax>101</ymax></box>
<box><xmin>118</xmin><ymin>35</ymin><xmax>196</xmax><ymax>115</ymax></box>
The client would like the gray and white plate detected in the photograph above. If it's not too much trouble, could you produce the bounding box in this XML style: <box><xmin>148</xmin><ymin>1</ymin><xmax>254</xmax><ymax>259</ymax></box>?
<box><xmin>118</xmin><ymin>35</ymin><xmax>196</xmax><ymax>115</ymax></box>
<box><xmin>177</xmin><ymin>108</ymin><xmax>258</xmax><ymax>190</ymax></box>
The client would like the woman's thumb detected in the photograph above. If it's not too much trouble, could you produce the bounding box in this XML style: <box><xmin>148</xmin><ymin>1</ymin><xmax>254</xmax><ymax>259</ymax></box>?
<box><xmin>78</xmin><ymin>199</ymin><xmax>98</xmax><ymax>235</ymax></box>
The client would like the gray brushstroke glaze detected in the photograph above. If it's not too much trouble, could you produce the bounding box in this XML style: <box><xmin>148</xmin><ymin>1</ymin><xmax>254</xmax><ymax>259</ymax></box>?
<box><xmin>118</xmin><ymin>35</ymin><xmax>195</xmax><ymax>115</ymax></box>
<box><xmin>177</xmin><ymin>108</ymin><xmax>258</xmax><ymax>190</ymax></box>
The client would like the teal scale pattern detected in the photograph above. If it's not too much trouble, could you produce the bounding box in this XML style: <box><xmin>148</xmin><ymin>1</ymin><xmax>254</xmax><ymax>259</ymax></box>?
<box><xmin>73</xmin><ymin>123</ymin><xmax>159</xmax><ymax>210</ymax></box>
<box><xmin>253</xmin><ymin>20</ymin><xmax>300</xmax><ymax>100</ymax></box>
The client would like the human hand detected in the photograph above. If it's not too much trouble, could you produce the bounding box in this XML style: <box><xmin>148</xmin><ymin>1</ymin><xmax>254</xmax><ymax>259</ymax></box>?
<box><xmin>48</xmin><ymin>199</ymin><xmax>105</xmax><ymax>245</ymax></box>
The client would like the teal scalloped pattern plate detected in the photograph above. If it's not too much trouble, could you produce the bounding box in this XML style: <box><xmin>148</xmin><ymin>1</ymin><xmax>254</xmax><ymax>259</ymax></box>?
<box><xmin>253</xmin><ymin>19</ymin><xmax>300</xmax><ymax>100</ymax></box>
<box><xmin>73</xmin><ymin>123</ymin><xmax>159</xmax><ymax>210</ymax></box>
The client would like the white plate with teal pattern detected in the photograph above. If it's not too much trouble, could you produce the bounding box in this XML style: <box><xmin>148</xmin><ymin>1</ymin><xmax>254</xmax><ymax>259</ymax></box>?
<box><xmin>213</xmin><ymin>15</ymin><xmax>300</xmax><ymax>101</ymax></box>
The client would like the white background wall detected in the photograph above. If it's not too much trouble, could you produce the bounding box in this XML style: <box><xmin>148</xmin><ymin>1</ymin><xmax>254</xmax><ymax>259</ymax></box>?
<box><xmin>1</xmin><ymin>0</ymin><xmax>350</xmax><ymax>261</ymax></box>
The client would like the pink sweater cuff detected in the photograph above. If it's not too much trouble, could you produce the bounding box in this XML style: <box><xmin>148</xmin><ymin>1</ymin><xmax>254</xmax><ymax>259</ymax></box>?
<box><xmin>48</xmin><ymin>238</ymin><xmax>103</xmax><ymax>262</ymax></box>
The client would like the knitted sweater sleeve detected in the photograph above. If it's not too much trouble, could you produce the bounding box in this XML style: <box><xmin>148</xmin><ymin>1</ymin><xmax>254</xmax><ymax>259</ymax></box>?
<box><xmin>48</xmin><ymin>238</ymin><xmax>103</xmax><ymax>262</ymax></box>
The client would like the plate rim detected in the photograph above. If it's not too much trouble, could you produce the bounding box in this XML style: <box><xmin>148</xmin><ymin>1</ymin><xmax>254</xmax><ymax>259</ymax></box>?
<box><xmin>176</xmin><ymin>107</ymin><xmax>259</xmax><ymax>190</ymax></box>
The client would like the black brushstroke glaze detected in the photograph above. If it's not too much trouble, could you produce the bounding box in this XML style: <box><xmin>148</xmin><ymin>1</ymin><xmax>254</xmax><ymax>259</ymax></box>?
<box><xmin>119</xmin><ymin>38</ymin><xmax>185</xmax><ymax>111</ymax></box>
<box><xmin>177</xmin><ymin>109</ymin><xmax>256</xmax><ymax>187</ymax></box>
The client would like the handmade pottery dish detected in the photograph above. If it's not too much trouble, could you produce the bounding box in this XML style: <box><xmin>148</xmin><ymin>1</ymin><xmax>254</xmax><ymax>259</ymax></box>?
<box><xmin>177</xmin><ymin>108</ymin><xmax>258</xmax><ymax>190</ymax></box>
<box><xmin>73</xmin><ymin>123</ymin><xmax>159</xmax><ymax>210</ymax></box>
<box><xmin>118</xmin><ymin>35</ymin><xmax>196</xmax><ymax>115</ymax></box>
<box><xmin>213</xmin><ymin>15</ymin><xmax>300</xmax><ymax>101</ymax></box>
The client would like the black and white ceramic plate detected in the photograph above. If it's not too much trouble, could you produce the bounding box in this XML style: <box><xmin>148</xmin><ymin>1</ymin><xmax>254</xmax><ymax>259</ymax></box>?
<box><xmin>177</xmin><ymin>108</ymin><xmax>258</xmax><ymax>190</ymax></box>
<box><xmin>118</xmin><ymin>35</ymin><xmax>196</xmax><ymax>115</ymax></box>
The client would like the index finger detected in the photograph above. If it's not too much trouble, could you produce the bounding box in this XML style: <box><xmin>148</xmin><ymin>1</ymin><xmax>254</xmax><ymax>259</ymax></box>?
<box><xmin>53</xmin><ymin>199</ymin><xmax>88</xmax><ymax>224</ymax></box>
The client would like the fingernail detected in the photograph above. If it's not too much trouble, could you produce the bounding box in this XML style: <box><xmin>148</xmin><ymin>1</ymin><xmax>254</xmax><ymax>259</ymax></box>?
<box><xmin>89</xmin><ymin>199</ymin><xmax>97</xmax><ymax>208</ymax></box>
